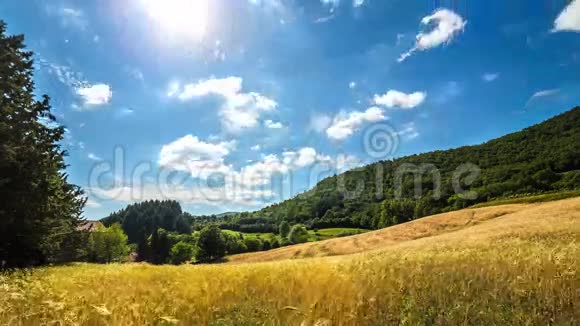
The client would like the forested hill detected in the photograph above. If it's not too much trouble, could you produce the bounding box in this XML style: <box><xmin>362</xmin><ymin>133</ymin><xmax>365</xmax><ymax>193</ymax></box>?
<box><xmin>214</xmin><ymin>107</ymin><xmax>580</xmax><ymax>232</ymax></box>
<box><xmin>103</xmin><ymin>107</ymin><xmax>580</xmax><ymax>237</ymax></box>
<box><xmin>101</xmin><ymin>200</ymin><xmax>193</xmax><ymax>243</ymax></box>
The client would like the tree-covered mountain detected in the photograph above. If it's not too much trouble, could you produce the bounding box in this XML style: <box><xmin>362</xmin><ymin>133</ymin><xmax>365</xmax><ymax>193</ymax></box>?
<box><xmin>207</xmin><ymin>107</ymin><xmax>580</xmax><ymax>232</ymax></box>
<box><xmin>102</xmin><ymin>107</ymin><xmax>580</xmax><ymax>242</ymax></box>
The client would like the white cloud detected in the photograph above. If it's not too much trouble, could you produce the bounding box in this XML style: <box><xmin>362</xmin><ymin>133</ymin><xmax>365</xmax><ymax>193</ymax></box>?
<box><xmin>397</xmin><ymin>122</ymin><xmax>420</xmax><ymax>140</ymax></box>
<box><xmin>160</xmin><ymin>136</ymin><xmax>335</xmax><ymax>186</ymax></box>
<box><xmin>349</xmin><ymin>81</ymin><xmax>357</xmax><ymax>89</ymax></box>
<box><xmin>482</xmin><ymin>73</ymin><xmax>499</xmax><ymax>82</ymax></box>
<box><xmin>525</xmin><ymin>88</ymin><xmax>560</xmax><ymax>108</ymax></box>
<box><xmin>158</xmin><ymin>134</ymin><xmax>236</xmax><ymax>178</ymax></box>
<box><xmin>85</xmin><ymin>198</ymin><xmax>101</xmax><ymax>208</ymax></box>
<box><xmin>264</xmin><ymin>119</ymin><xmax>284</xmax><ymax>129</ymax></box>
<box><xmin>251</xmin><ymin>144</ymin><xmax>261</xmax><ymax>151</ymax></box>
<box><xmin>310</xmin><ymin>113</ymin><xmax>332</xmax><ymax>133</ymax></box>
<box><xmin>76</xmin><ymin>84</ymin><xmax>112</xmax><ymax>107</ymax></box>
<box><xmin>88</xmin><ymin>153</ymin><xmax>102</xmax><ymax>161</ymax></box>
<box><xmin>553</xmin><ymin>0</ymin><xmax>580</xmax><ymax>32</ymax></box>
<box><xmin>93</xmin><ymin>136</ymin><xmax>353</xmax><ymax>206</ymax></box>
<box><xmin>399</xmin><ymin>9</ymin><xmax>466</xmax><ymax>62</ymax></box>
<box><xmin>176</xmin><ymin>76</ymin><xmax>242</xmax><ymax>101</ymax></box>
<box><xmin>168</xmin><ymin>77</ymin><xmax>277</xmax><ymax>133</ymax></box>
<box><xmin>89</xmin><ymin>182</ymin><xmax>273</xmax><ymax>207</ymax></box>
<box><xmin>353</xmin><ymin>0</ymin><xmax>365</xmax><ymax>7</ymax></box>
<box><xmin>37</xmin><ymin>59</ymin><xmax>87</xmax><ymax>89</ymax></box>
<box><xmin>374</xmin><ymin>90</ymin><xmax>426</xmax><ymax>109</ymax></box>
<box><xmin>241</xmin><ymin>147</ymin><xmax>333</xmax><ymax>186</ymax></box>
<box><xmin>326</xmin><ymin>107</ymin><xmax>386</xmax><ymax>140</ymax></box>
<box><xmin>531</xmin><ymin>89</ymin><xmax>560</xmax><ymax>98</ymax></box>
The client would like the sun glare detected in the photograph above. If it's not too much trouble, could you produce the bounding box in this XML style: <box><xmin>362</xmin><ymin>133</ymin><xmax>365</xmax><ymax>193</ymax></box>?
<box><xmin>141</xmin><ymin>0</ymin><xmax>209</xmax><ymax>42</ymax></box>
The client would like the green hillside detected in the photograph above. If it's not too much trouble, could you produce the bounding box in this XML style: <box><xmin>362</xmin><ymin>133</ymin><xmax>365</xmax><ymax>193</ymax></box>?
<box><xmin>206</xmin><ymin>107</ymin><xmax>580</xmax><ymax>231</ymax></box>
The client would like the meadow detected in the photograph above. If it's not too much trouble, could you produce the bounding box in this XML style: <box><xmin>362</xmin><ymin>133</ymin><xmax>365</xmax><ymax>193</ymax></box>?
<box><xmin>220</xmin><ymin>227</ymin><xmax>369</xmax><ymax>244</ymax></box>
<box><xmin>1</xmin><ymin>197</ymin><xmax>578</xmax><ymax>325</ymax></box>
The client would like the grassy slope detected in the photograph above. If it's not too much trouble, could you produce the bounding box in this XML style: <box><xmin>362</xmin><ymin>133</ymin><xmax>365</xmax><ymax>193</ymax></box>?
<box><xmin>1</xmin><ymin>197</ymin><xmax>578</xmax><ymax>325</ymax></box>
<box><xmin>227</xmin><ymin>202</ymin><xmax>530</xmax><ymax>263</ymax></box>
<box><xmin>470</xmin><ymin>189</ymin><xmax>580</xmax><ymax>208</ymax></box>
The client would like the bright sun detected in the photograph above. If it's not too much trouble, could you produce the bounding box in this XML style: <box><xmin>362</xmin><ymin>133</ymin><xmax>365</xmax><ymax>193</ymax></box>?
<box><xmin>141</xmin><ymin>0</ymin><xmax>209</xmax><ymax>42</ymax></box>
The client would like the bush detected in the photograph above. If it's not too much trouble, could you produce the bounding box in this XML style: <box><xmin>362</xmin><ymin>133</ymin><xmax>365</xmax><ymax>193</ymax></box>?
<box><xmin>288</xmin><ymin>224</ymin><xmax>309</xmax><ymax>244</ymax></box>
<box><xmin>244</xmin><ymin>238</ymin><xmax>263</xmax><ymax>252</ymax></box>
<box><xmin>170</xmin><ymin>241</ymin><xmax>196</xmax><ymax>265</ymax></box>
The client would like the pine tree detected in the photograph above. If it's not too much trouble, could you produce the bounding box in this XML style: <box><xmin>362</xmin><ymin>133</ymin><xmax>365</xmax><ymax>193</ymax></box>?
<box><xmin>0</xmin><ymin>21</ymin><xmax>85</xmax><ymax>267</ymax></box>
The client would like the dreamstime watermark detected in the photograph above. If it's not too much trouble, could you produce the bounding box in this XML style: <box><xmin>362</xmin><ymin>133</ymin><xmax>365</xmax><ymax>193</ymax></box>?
<box><xmin>86</xmin><ymin>122</ymin><xmax>482</xmax><ymax>206</ymax></box>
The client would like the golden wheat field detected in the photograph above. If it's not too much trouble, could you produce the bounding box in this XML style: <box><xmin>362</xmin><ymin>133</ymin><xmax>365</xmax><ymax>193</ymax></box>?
<box><xmin>1</xmin><ymin>197</ymin><xmax>579</xmax><ymax>325</ymax></box>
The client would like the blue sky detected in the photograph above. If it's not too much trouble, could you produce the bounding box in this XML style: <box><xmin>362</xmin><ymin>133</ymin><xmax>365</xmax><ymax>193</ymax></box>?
<box><xmin>1</xmin><ymin>0</ymin><xmax>579</xmax><ymax>218</ymax></box>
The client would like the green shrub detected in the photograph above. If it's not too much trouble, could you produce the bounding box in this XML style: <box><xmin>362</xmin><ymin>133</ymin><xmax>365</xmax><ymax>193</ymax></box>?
<box><xmin>170</xmin><ymin>241</ymin><xmax>196</xmax><ymax>265</ymax></box>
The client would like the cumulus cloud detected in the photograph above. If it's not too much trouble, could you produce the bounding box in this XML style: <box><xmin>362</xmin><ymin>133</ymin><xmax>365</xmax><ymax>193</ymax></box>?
<box><xmin>353</xmin><ymin>0</ymin><xmax>365</xmax><ymax>8</ymax></box>
<box><xmin>553</xmin><ymin>0</ymin><xmax>580</xmax><ymax>32</ymax></box>
<box><xmin>168</xmin><ymin>77</ymin><xmax>277</xmax><ymax>133</ymax></box>
<box><xmin>264</xmin><ymin>119</ymin><xmax>284</xmax><ymax>129</ymax></box>
<box><xmin>398</xmin><ymin>9</ymin><xmax>466</xmax><ymax>62</ymax></box>
<box><xmin>93</xmin><ymin>134</ymin><xmax>355</xmax><ymax>206</ymax></box>
<box><xmin>374</xmin><ymin>90</ymin><xmax>426</xmax><ymax>109</ymax></box>
<box><xmin>158</xmin><ymin>135</ymin><xmax>236</xmax><ymax>179</ymax></box>
<box><xmin>250</xmin><ymin>144</ymin><xmax>261</xmax><ymax>151</ymax></box>
<box><xmin>175</xmin><ymin>76</ymin><xmax>242</xmax><ymax>100</ymax></box>
<box><xmin>349</xmin><ymin>81</ymin><xmax>357</xmax><ymax>89</ymax></box>
<box><xmin>76</xmin><ymin>84</ymin><xmax>113</xmax><ymax>107</ymax></box>
<box><xmin>89</xmin><ymin>182</ymin><xmax>274</xmax><ymax>207</ymax></box>
<box><xmin>241</xmin><ymin>147</ymin><xmax>333</xmax><ymax>186</ymax></box>
<box><xmin>326</xmin><ymin>107</ymin><xmax>386</xmax><ymax>140</ymax></box>
<box><xmin>482</xmin><ymin>73</ymin><xmax>500</xmax><ymax>82</ymax></box>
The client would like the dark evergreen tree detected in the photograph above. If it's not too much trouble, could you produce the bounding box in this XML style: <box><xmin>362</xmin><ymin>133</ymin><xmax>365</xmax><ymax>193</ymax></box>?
<box><xmin>149</xmin><ymin>228</ymin><xmax>171</xmax><ymax>264</ymax></box>
<box><xmin>0</xmin><ymin>21</ymin><xmax>85</xmax><ymax>267</ymax></box>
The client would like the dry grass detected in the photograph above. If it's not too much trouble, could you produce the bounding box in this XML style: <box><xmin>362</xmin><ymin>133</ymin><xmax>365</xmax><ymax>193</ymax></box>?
<box><xmin>228</xmin><ymin>203</ymin><xmax>529</xmax><ymax>263</ymax></box>
<box><xmin>1</xmin><ymin>197</ymin><xmax>578</xmax><ymax>325</ymax></box>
